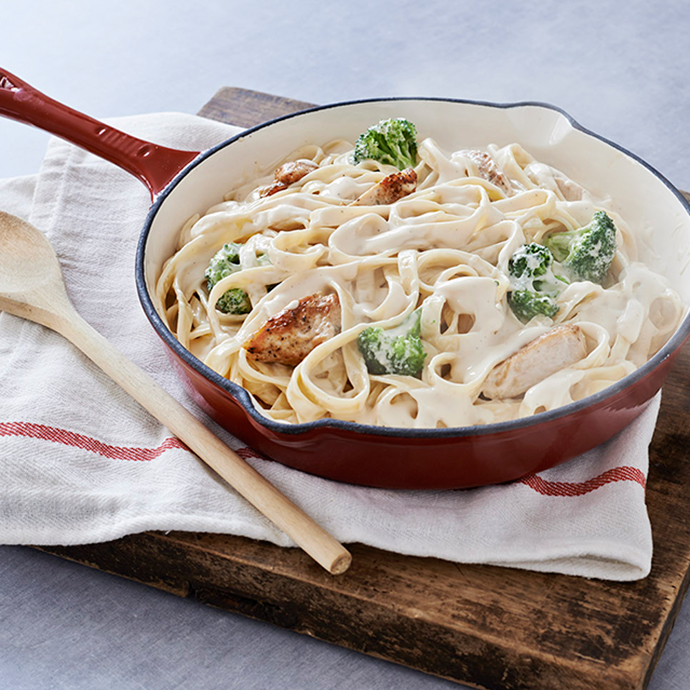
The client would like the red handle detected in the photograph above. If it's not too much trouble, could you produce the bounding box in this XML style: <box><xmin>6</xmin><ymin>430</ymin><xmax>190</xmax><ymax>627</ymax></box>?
<box><xmin>0</xmin><ymin>68</ymin><xmax>200</xmax><ymax>198</ymax></box>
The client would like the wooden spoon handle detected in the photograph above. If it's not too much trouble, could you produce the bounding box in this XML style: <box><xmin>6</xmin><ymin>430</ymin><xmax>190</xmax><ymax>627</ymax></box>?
<box><xmin>52</xmin><ymin>310</ymin><xmax>351</xmax><ymax>575</ymax></box>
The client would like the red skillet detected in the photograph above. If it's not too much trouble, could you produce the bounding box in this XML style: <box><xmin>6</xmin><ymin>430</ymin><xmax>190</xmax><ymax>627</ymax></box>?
<box><xmin>2</xmin><ymin>67</ymin><xmax>689</xmax><ymax>489</ymax></box>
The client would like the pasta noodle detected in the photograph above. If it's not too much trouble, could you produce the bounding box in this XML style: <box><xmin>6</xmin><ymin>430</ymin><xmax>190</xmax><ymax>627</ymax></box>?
<box><xmin>153</xmin><ymin>134</ymin><xmax>684</xmax><ymax>428</ymax></box>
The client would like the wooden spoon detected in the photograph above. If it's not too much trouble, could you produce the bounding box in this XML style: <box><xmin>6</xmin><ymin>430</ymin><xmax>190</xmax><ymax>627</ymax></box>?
<box><xmin>0</xmin><ymin>211</ymin><xmax>351</xmax><ymax>575</ymax></box>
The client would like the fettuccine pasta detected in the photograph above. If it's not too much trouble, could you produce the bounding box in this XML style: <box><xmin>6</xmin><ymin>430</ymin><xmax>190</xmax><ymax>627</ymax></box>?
<box><xmin>153</xmin><ymin>133</ymin><xmax>683</xmax><ymax>428</ymax></box>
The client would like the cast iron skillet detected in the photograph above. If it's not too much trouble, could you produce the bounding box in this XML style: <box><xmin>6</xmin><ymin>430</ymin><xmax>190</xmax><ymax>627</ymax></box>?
<box><xmin>2</xmin><ymin>67</ymin><xmax>689</xmax><ymax>489</ymax></box>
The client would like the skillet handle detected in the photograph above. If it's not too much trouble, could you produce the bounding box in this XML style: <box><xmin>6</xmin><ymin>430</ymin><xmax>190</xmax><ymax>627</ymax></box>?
<box><xmin>0</xmin><ymin>68</ymin><xmax>200</xmax><ymax>198</ymax></box>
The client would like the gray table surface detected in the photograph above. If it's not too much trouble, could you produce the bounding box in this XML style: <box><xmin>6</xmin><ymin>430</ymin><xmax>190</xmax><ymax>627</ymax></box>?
<box><xmin>2</xmin><ymin>1</ymin><xmax>690</xmax><ymax>688</ymax></box>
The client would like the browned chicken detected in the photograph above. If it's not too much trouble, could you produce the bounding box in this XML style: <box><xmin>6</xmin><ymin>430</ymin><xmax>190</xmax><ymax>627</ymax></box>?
<box><xmin>460</xmin><ymin>150</ymin><xmax>511</xmax><ymax>195</ymax></box>
<box><xmin>260</xmin><ymin>159</ymin><xmax>319</xmax><ymax>197</ymax></box>
<box><xmin>244</xmin><ymin>293</ymin><xmax>341</xmax><ymax>366</ymax></box>
<box><xmin>350</xmin><ymin>168</ymin><xmax>417</xmax><ymax>206</ymax></box>
<box><xmin>481</xmin><ymin>324</ymin><xmax>587</xmax><ymax>400</ymax></box>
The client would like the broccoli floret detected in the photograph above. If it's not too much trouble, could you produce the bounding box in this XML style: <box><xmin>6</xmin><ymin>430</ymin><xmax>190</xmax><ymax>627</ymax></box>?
<box><xmin>544</xmin><ymin>211</ymin><xmax>617</xmax><ymax>284</ymax></box>
<box><xmin>205</xmin><ymin>242</ymin><xmax>241</xmax><ymax>284</ymax></box>
<box><xmin>507</xmin><ymin>243</ymin><xmax>564</xmax><ymax>323</ymax></box>
<box><xmin>357</xmin><ymin>308</ymin><xmax>426</xmax><ymax>377</ymax></box>
<box><xmin>352</xmin><ymin>118</ymin><xmax>418</xmax><ymax>170</ymax></box>
<box><xmin>508</xmin><ymin>290</ymin><xmax>559</xmax><ymax>322</ymax></box>
<box><xmin>508</xmin><ymin>243</ymin><xmax>556</xmax><ymax>289</ymax></box>
<box><xmin>205</xmin><ymin>243</ymin><xmax>252</xmax><ymax>315</ymax></box>
<box><xmin>216</xmin><ymin>288</ymin><xmax>252</xmax><ymax>314</ymax></box>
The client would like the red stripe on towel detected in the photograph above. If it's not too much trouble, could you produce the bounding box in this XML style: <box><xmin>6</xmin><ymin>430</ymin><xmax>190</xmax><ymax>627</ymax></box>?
<box><xmin>235</xmin><ymin>446</ymin><xmax>265</xmax><ymax>462</ymax></box>
<box><xmin>0</xmin><ymin>421</ymin><xmax>646</xmax><ymax>495</ymax></box>
<box><xmin>517</xmin><ymin>466</ymin><xmax>646</xmax><ymax>496</ymax></box>
<box><xmin>0</xmin><ymin>421</ymin><xmax>187</xmax><ymax>461</ymax></box>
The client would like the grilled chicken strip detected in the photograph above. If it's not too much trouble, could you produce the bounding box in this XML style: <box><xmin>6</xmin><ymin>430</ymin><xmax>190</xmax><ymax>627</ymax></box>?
<box><xmin>350</xmin><ymin>168</ymin><xmax>417</xmax><ymax>206</ymax></box>
<box><xmin>244</xmin><ymin>293</ymin><xmax>341</xmax><ymax>366</ymax></box>
<box><xmin>460</xmin><ymin>150</ymin><xmax>511</xmax><ymax>196</ymax></box>
<box><xmin>260</xmin><ymin>159</ymin><xmax>319</xmax><ymax>197</ymax></box>
<box><xmin>482</xmin><ymin>324</ymin><xmax>587</xmax><ymax>400</ymax></box>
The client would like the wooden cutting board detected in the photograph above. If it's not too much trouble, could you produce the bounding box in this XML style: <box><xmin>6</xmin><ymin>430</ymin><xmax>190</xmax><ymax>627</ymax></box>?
<box><xmin>34</xmin><ymin>88</ymin><xmax>690</xmax><ymax>690</ymax></box>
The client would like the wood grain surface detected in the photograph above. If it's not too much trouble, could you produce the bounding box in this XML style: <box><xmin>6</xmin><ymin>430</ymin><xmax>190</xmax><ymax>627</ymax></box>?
<box><xmin>34</xmin><ymin>87</ymin><xmax>690</xmax><ymax>690</ymax></box>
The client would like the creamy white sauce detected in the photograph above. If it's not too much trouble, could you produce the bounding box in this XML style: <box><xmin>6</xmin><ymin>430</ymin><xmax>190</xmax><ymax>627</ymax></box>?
<box><xmin>154</xmin><ymin>138</ymin><xmax>685</xmax><ymax>428</ymax></box>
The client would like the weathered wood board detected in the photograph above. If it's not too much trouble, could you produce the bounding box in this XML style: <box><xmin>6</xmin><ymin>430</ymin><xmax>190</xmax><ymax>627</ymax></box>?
<box><xmin>34</xmin><ymin>87</ymin><xmax>690</xmax><ymax>690</ymax></box>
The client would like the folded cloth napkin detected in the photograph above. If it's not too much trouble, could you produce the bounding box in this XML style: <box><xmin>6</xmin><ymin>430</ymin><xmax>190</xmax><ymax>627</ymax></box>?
<box><xmin>0</xmin><ymin>113</ymin><xmax>658</xmax><ymax>581</ymax></box>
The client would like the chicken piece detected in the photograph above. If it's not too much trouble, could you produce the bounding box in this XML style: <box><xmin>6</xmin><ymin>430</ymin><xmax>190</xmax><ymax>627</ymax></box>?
<box><xmin>554</xmin><ymin>175</ymin><xmax>584</xmax><ymax>201</ymax></box>
<box><xmin>260</xmin><ymin>159</ymin><xmax>319</xmax><ymax>197</ymax></box>
<box><xmin>350</xmin><ymin>168</ymin><xmax>417</xmax><ymax>206</ymax></box>
<box><xmin>481</xmin><ymin>324</ymin><xmax>587</xmax><ymax>400</ymax></box>
<box><xmin>244</xmin><ymin>293</ymin><xmax>341</xmax><ymax>366</ymax></box>
<box><xmin>461</xmin><ymin>150</ymin><xmax>511</xmax><ymax>195</ymax></box>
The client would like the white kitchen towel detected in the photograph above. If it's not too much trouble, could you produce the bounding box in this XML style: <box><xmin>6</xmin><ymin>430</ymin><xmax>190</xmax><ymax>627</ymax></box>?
<box><xmin>0</xmin><ymin>112</ymin><xmax>658</xmax><ymax>581</ymax></box>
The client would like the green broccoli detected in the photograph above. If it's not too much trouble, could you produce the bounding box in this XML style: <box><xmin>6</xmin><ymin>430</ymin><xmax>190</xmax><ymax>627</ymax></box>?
<box><xmin>508</xmin><ymin>243</ymin><xmax>559</xmax><ymax>289</ymax></box>
<box><xmin>357</xmin><ymin>308</ymin><xmax>426</xmax><ymax>377</ymax></box>
<box><xmin>215</xmin><ymin>288</ymin><xmax>252</xmax><ymax>315</ymax></box>
<box><xmin>544</xmin><ymin>210</ymin><xmax>617</xmax><ymax>284</ymax></box>
<box><xmin>507</xmin><ymin>290</ymin><xmax>559</xmax><ymax>322</ymax></box>
<box><xmin>205</xmin><ymin>243</ymin><xmax>252</xmax><ymax>315</ymax></box>
<box><xmin>352</xmin><ymin>118</ymin><xmax>418</xmax><ymax>170</ymax></box>
<box><xmin>507</xmin><ymin>242</ymin><xmax>564</xmax><ymax>323</ymax></box>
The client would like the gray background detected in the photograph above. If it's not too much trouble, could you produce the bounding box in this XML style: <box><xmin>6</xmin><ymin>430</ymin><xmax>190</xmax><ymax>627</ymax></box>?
<box><xmin>2</xmin><ymin>1</ymin><xmax>690</xmax><ymax>688</ymax></box>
